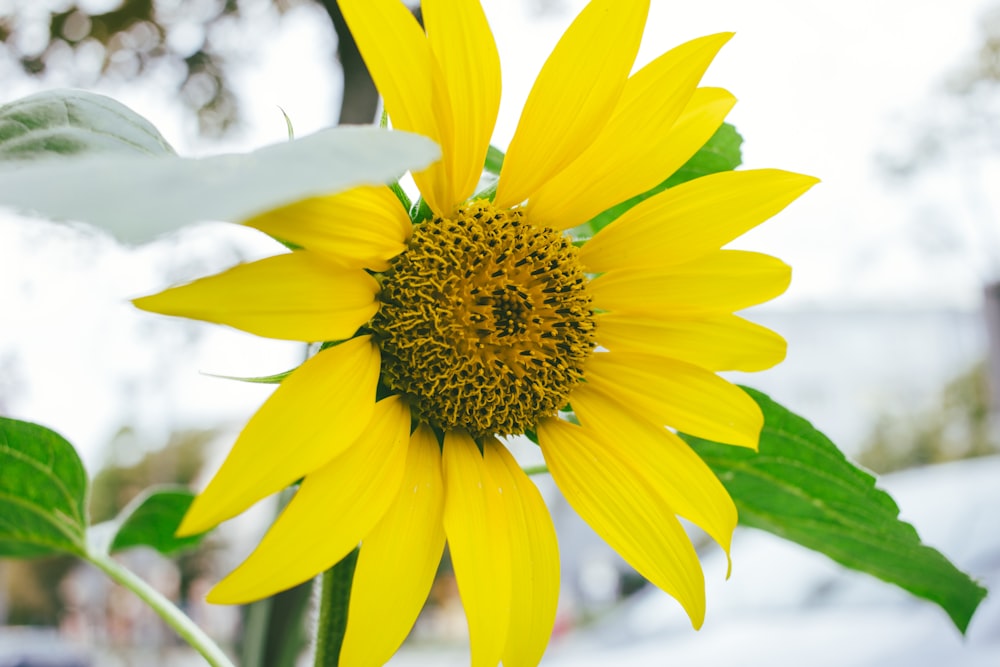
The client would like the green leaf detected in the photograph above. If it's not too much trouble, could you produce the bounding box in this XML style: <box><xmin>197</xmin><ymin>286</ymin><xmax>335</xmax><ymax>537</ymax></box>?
<box><xmin>0</xmin><ymin>89</ymin><xmax>175</xmax><ymax>161</ymax></box>
<box><xmin>93</xmin><ymin>486</ymin><xmax>207</xmax><ymax>556</ymax></box>
<box><xmin>581</xmin><ymin>122</ymin><xmax>743</xmax><ymax>237</ymax></box>
<box><xmin>0</xmin><ymin>119</ymin><xmax>440</xmax><ymax>244</ymax></box>
<box><xmin>0</xmin><ymin>417</ymin><xmax>88</xmax><ymax>557</ymax></box>
<box><xmin>682</xmin><ymin>388</ymin><xmax>988</xmax><ymax>634</ymax></box>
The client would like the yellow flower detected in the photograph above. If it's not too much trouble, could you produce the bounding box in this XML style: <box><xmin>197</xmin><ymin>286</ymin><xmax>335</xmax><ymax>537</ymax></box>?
<box><xmin>135</xmin><ymin>0</ymin><xmax>816</xmax><ymax>665</ymax></box>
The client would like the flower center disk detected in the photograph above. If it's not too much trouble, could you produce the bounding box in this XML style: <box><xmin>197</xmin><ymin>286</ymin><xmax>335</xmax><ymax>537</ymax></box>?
<box><xmin>372</xmin><ymin>200</ymin><xmax>596</xmax><ymax>438</ymax></box>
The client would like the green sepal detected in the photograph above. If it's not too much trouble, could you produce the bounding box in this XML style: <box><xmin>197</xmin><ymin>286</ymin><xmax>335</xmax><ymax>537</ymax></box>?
<box><xmin>473</xmin><ymin>180</ymin><xmax>498</xmax><ymax>203</ymax></box>
<box><xmin>279</xmin><ymin>107</ymin><xmax>295</xmax><ymax>140</ymax></box>
<box><xmin>410</xmin><ymin>197</ymin><xmax>434</xmax><ymax>224</ymax></box>
<box><xmin>202</xmin><ymin>369</ymin><xmax>295</xmax><ymax>384</ymax></box>
<box><xmin>389</xmin><ymin>180</ymin><xmax>412</xmax><ymax>212</ymax></box>
<box><xmin>484</xmin><ymin>144</ymin><xmax>505</xmax><ymax>175</ymax></box>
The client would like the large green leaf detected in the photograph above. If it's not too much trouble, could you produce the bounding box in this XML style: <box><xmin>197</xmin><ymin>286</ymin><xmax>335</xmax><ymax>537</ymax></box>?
<box><xmin>0</xmin><ymin>417</ymin><xmax>88</xmax><ymax>557</ymax></box>
<box><xmin>682</xmin><ymin>388</ymin><xmax>988</xmax><ymax>634</ymax></box>
<box><xmin>581</xmin><ymin>122</ymin><xmax>743</xmax><ymax>237</ymax></box>
<box><xmin>0</xmin><ymin>89</ymin><xmax>175</xmax><ymax>160</ymax></box>
<box><xmin>0</xmin><ymin>90</ymin><xmax>440</xmax><ymax>244</ymax></box>
<box><xmin>93</xmin><ymin>486</ymin><xmax>206</xmax><ymax>556</ymax></box>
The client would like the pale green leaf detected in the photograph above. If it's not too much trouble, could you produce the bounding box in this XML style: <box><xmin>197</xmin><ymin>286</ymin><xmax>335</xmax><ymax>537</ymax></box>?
<box><xmin>0</xmin><ymin>121</ymin><xmax>440</xmax><ymax>243</ymax></box>
<box><xmin>0</xmin><ymin>88</ymin><xmax>175</xmax><ymax>160</ymax></box>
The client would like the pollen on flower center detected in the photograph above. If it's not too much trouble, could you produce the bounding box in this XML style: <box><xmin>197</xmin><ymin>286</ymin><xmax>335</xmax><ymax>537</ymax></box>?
<box><xmin>371</xmin><ymin>200</ymin><xmax>597</xmax><ymax>439</ymax></box>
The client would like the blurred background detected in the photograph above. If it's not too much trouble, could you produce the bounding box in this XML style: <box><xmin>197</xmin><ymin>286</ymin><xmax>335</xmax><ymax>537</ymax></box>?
<box><xmin>1</xmin><ymin>0</ymin><xmax>998</xmax><ymax>665</ymax></box>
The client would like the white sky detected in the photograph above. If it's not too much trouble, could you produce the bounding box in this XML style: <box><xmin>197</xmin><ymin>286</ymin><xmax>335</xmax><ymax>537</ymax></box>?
<box><xmin>1</xmin><ymin>0</ymin><xmax>998</xmax><ymax>465</ymax></box>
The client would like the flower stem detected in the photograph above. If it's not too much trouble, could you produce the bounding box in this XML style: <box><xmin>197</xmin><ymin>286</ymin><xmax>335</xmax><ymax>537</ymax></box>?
<box><xmin>86</xmin><ymin>550</ymin><xmax>234</xmax><ymax>667</ymax></box>
<box><xmin>313</xmin><ymin>548</ymin><xmax>360</xmax><ymax>667</ymax></box>
<box><xmin>522</xmin><ymin>464</ymin><xmax>550</xmax><ymax>476</ymax></box>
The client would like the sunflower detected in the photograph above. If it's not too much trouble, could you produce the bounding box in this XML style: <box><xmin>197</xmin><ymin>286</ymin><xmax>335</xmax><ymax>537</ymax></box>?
<box><xmin>134</xmin><ymin>0</ymin><xmax>816</xmax><ymax>665</ymax></box>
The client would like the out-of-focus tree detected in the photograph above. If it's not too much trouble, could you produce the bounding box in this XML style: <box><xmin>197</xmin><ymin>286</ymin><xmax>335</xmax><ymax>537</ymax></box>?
<box><xmin>876</xmin><ymin>5</ymin><xmax>1000</xmax><ymax>409</ymax></box>
<box><xmin>0</xmin><ymin>0</ymin><xmax>429</xmax><ymax>135</ymax></box>
<box><xmin>4</xmin><ymin>0</ymin><xmax>273</xmax><ymax>135</ymax></box>
<box><xmin>0</xmin><ymin>0</ymin><xmax>390</xmax><ymax>134</ymax></box>
<box><xmin>0</xmin><ymin>0</ymin><xmax>573</xmax><ymax>136</ymax></box>
<box><xmin>858</xmin><ymin>363</ymin><xmax>999</xmax><ymax>473</ymax></box>
<box><xmin>90</xmin><ymin>425</ymin><xmax>224</xmax><ymax>605</ymax></box>
<box><xmin>2</xmin><ymin>557</ymin><xmax>77</xmax><ymax>625</ymax></box>
<box><xmin>879</xmin><ymin>5</ymin><xmax>1000</xmax><ymax>178</ymax></box>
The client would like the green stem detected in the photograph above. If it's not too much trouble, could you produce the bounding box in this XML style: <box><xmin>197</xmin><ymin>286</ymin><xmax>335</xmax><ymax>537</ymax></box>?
<box><xmin>87</xmin><ymin>551</ymin><xmax>235</xmax><ymax>667</ymax></box>
<box><xmin>313</xmin><ymin>548</ymin><xmax>360</xmax><ymax>667</ymax></box>
<box><xmin>522</xmin><ymin>464</ymin><xmax>550</xmax><ymax>476</ymax></box>
<box><xmin>240</xmin><ymin>595</ymin><xmax>272</xmax><ymax>667</ymax></box>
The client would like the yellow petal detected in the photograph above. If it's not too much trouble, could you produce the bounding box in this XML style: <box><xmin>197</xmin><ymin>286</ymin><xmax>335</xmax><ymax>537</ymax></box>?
<box><xmin>581</xmin><ymin>169</ymin><xmax>819</xmax><ymax>270</ymax></box>
<box><xmin>596</xmin><ymin>312</ymin><xmax>787</xmax><ymax>372</ymax></box>
<box><xmin>537</xmin><ymin>417</ymin><xmax>705</xmax><ymax>628</ymax></box>
<box><xmin>533</xmin><ymin>85</ymin><xmax>734</xmax><ymax>231</ymax></box>
<box><xmin>423</xmin><ymin>0</ymin><xmax>501</xmax><ymax>207</ymax></box>
<box><xmin>582</xmin><ymin>351</ymin><xmax>763</xmax><ymax>448</ymax></box>
<box><xmin>178</xmin><ymin>336</ymin><xmax>380</xmax><ymax>535</ymax></box>
<box><xmin>442</xmin><ymin>430</ymin><xmax>511</xmax><ymax>667</ymax></box>
<box><xmin>529</xmin><ymin>34</ymin><xmax>732</xmax><ymax>230</ymax></box>
<box><xmin>495</xmin><ymin>0</ymin><xmax>649</xmax><ymax>208</ymax></box>
<box><xmin>570</xmin><ymin>384</ymin><xmax>737</xmax><ymax>570</ymax></box>
<box><xmin>243</xmin><ymin>185</ymin><xmax>410</xmax><ymax>272</ymax></box>
<box><xmin>630</xmin><ymin>85</ymin><xmax>738</xmax><ymax>199</ymax></box>
<box><xmin>488</xmin><ymin>440</ymin><xmax>560</xmax><ymax>667</ymax></box>
<box><xmin>338</xmin><ymin>0</ymin><xmax>455</xmax><ymax>215</ymax></box>
<box><xmin>206</xmin><ymin>396</ymin><xmax>411</xmax><ymax>604</ymax></box>
<box><xmin>340</xmin><ymin>424</ymin><xmax>446</xmax><ymax>667</ymax></box>
<box><xmin>132</xmin><ymin>252</ymin><xmax>378</xmax><ymax>342</ymax></box>
<box><xmin>588</xmin><ymin>250</ymin><xmax>791</xmax><ymax>315</ymax></box>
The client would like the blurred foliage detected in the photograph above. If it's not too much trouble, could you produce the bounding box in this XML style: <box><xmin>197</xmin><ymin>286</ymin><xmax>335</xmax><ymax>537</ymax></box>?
<box><xmin>858</xmin><ymin>363</ymin><xmax>1000</xmax><ymax>474</ymax></box>
<box><xmin>90</xmin><ymin>426</ymin><xmax>213</xmax><ymax>521</ymax></box>
<box><xmin>90</xmin><ymin>426</ymin><xmax>225</xmax><ymax>605</ymax></box>
<box><xmin>0</xmin><ymin>1</ymin><xmax>570</xmax><ymax>137</ymax></box>
<box><xmin>4</xmin><ymin>0</ymin><xmax>272</xmax><ymax>135</ymax></box>
<box><xmin>0</xmin><ymin>0</ymin><xmax>433</xmax><ymax>135</ymax></box>
<box><xmin>879</xmin><ymin>3</ymin><xmax>1000</xmax><ymax>178</ymax></box>
<box><xmin>0</xmin><ymin>0</ymin><xmax>355</xmax><ymax>136</ymax></box>
<box><xmin>1</xmin><ymin>556</ymin><xmax>76</xmax><ymax>625</ymax></box>
<box><xmin>947</xmin><ymin>4</ymin><xmax>1000</xmax><ymax>94</ymax></box>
